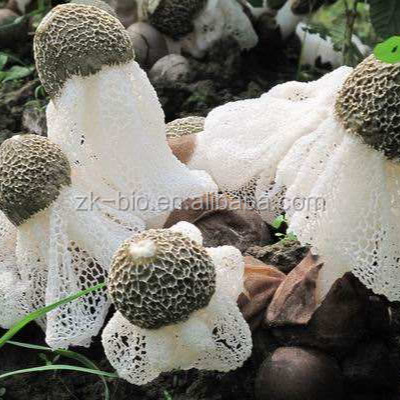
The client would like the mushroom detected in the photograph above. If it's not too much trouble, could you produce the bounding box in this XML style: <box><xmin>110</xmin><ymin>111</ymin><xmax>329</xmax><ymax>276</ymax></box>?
<box><xmin>109</xmin><ymin>0</ymin><xmax>139</xmax><ymax>27</ymax></box>
<box><xmin>0</xmin><ymin>134</ymin><xmax>144</xmax><ymax>348</ymax></box>
<box><xmin>34</xmin><ymin>3</ymin><xmax>217</xmax><ymax>229</ymax></box>
<box><xmin>127</xmin><ymin>22</ymin><xmax>169</xmax><ymax>69</ymax></box>
<box><xmin>191</xmin><ymin>54</ymin><xmax>400</xmax><ymax>303</ymax></box>
<box><xmin>255</xmin><ymin>347</ymin><xmax>344</xmax><ymax>400</ymax></box>
<box><xmin>102</xmin><ymin>222</ymin><xmax>252</xmax><ymax>385</ymax></box>
<box><xmin>137</xmin><ymin>0</ymin><xmax>258</xmax><ymax>58</ymax></box>
<box><xmin>276</xmin><ymin>55</ymin><xmax>400</xmax><ymax>302</ymax></box>
<box><xmin>148</xmin><ymin>54</ymin><xmax>193</xmax><ymax>84</ymax></box>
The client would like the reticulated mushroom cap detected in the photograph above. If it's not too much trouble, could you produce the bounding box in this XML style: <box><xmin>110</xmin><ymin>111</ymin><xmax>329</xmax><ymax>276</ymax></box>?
<box><xmin>70</xmin><ymin>0</ymin><xmax>117</xmax><ymax>16</ymax></box>
<box><xmin>335</xmin><ymin>55</ymin><xmax>400</xmax><ymax>161</ymax></box>
<box><xmin>108</xmin><ymin>228</ymin><xmax>216</xmax><ymax>329</ymax></box>
<box><xmin>146</xmin><ymin>0</ymin><xmax>207</xmax><ymax>40</ymax></box>
<box><xmin>166</xmin><ymin>117</ymin><xmax>202</xmax><ymax>164</ymax></box>
<box><xmin>34</xmin><ymin>3</ymin><xmax>134</xmax><ymax>98</ymax></box>
<box><xmin>0</xmin><ymin>134</ymin><xmax>71</xmax><ymax>226</ymax></box>
<box><xmin>166</xmin><ymin>116</ymin><xmax>205</xmax><ymax>138</ymax></box>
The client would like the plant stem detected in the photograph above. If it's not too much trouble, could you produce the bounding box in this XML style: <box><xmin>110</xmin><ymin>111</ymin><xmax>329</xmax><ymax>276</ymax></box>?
<box><xmin>342</xmin><ymin>0</ymin><xmax>360</xmax><ymax>66</ymax></box>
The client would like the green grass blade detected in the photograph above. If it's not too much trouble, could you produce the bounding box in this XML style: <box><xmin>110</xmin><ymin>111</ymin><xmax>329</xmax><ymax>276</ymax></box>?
<box><xmin>6</xmin><ymin>341</ymin><xmax>114</xmax><ymax>400</ymax></box>
<box><xmin>7</xmin><ymin>340</ymin><xmax>100</xmax><ymax>369</ymax></box>
<box><xmin>0</xmin><ymin>365</ymin><xmax>118</xmax><ymax>381</ymax></box>
<box><xmin>0</xmin><ymin>282</ymin><xmax>106</xmax><ymax>349</ymax></box>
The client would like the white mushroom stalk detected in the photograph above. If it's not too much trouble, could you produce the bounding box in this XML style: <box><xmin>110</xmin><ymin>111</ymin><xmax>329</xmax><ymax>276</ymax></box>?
<box><xmin>34</xmin><ymin>3</ymin><xmax>217</xmax><ymax>229</ymax></box>
<box><xmin>102</xmin><ymin>222</ymin><xmax>252</xmax><ymax>385</ymax></box>
<box><xmin>0</xmin><ymin>135</ymin><xmax>143</xmax><ymax>349</ymax></box>
<box><xmin>138</xmin><ymin>0</ymin><xmax>258</xmax><ymax>58</ymax></box>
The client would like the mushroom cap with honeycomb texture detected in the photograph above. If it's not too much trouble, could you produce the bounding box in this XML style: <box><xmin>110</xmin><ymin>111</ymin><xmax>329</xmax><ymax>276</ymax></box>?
<box><xmin>34</xmin><ymin>3</ymin><xmax>134</xmax><ymax>98</ymax></box>
<box><xmin>166</xmin><ymin>116</ymin><xmax>205</xmax><ymax>139</ymax></box>
<box><xmin>71</xmin><ymin>0</ymin><xmax>117</xmax><ymax>16</ymax></box>
<box><xmin>108</xmin><ymin>229</ymin><xmax>216</xmax><ymax>329</ymax></box>
<box><xmin>147</xmin><ymin>0</ymin><xmax>207</xmax><ymax>40</ymax></box>
<box><xmin>335</xmin><ymin>55</ymin><xmax>400</xmax><ymax>161</ymax></box>
<box><xmin>0</xmin><ymin>134</ymin><xmax>71</xmax><ymax>226</ymax></box>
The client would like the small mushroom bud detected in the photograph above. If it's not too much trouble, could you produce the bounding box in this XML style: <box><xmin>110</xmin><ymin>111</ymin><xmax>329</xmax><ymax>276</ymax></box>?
<box><xmin>255</xmin><ymin>347</ymin><xmax>344</xmax><ymax>400</ymax></box>
<box><xmin>149</xmin><ymin>54</ymin><xmax>193</xmax><ymax>84</ymax></box>
<box><xmin>0</xmin><ymin>8</ymin><xmax>17</xmax><ymax>21</ymax></box>
<box><xmin>127</xmin><ymin>22</ymin><xmax>168</xmax><ymax>69</ymax></box>
<box><xmin>0</xmin><ymin>9</ymin><xmax>29</xmax><ymax>49</ymax></box>
<box><xmin>112</xmin><ymin>0</ymin><xmax>138</xmax><ymax>27</ymax></box>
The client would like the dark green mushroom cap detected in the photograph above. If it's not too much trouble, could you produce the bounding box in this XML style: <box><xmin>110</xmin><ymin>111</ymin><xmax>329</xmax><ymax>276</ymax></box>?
<box><xmin>108</xmin><ymin>229</ymin><xmax>216</xmax><ymax>330</ymax></box>
<box><xmin>0</xmin><ymin>135</ymin><xmax>71</xmax><ymax>227</ymax></box>
<box><xmin>147</xmin><ymin>0</ymin><xmax>207</xmax><ymax>40</ymax></box>
<box><xmin>34</xmin><ymin>3</ymin><xmax>134</xmax><ymax>99</ymax></box>
<box><xmin>335</xmin><ymin>55</ymin><xmax>400</xmax><ymax>161</ymax></box>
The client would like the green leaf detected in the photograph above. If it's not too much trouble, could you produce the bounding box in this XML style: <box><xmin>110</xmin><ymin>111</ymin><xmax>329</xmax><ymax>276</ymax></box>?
<box><xmin>0</xmin><ymin>282</ymin><xmax>106</xmax><ymax>349</ymax></box>
<box><xmin>374</xmin><ymin>36</ymin><xmax>400</xmax><ymax>64</ymax></box>
<box><xmin>0</xmin><ymin>365</ymin><xmax>118</xmax><ymax>381</ymax></box>
<box><xmin>0</xmin><ymin>53</ymin><xmax>8</xmax><ymax>71</ymax></box>
<box><xmin>2</xmin><ymin>66</ymin><xmax>34</xmax><ymax>83</ymax></box>
<box><xmin>272</xmin><ymin>215</ymin><xmax>286</xmax><ymax>229</ymax></box>
<box><xmin>369</xmin><ymin>0</ymin><xmax>400</xmax><ymax>39</ymax></box>
<box><xmin>164</xmin><ymin>391</ymin><xmax>173</xmax><ymax>400</ymax></box>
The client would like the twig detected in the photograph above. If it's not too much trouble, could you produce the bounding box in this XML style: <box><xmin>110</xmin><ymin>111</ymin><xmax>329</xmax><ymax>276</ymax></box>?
<box><xmin>342</xmin><ymin>0</ymin><xmax>360</xmax><ymax>65</ymax></box>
